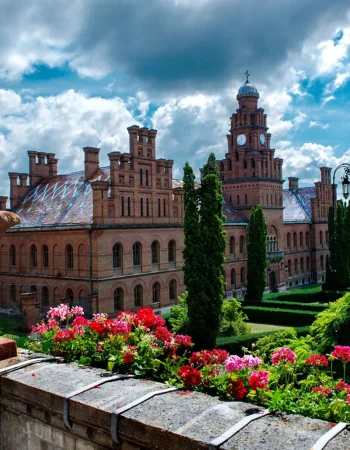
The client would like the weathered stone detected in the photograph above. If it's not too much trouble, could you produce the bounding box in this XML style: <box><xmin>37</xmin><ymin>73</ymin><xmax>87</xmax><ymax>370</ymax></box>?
<box><xmin>0</xmin><ymin>337</ymin><xmax>17</xmax><ymax>361</ymax></box>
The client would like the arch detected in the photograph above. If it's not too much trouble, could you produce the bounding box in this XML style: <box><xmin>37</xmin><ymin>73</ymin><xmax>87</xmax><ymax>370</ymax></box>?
<box><xmin>134</xmin><ymin>284</ymin><xmax>143</xmax><ymax>308</ymax></box>
<box><xmin>300</xmin><ymin>232</ymin><xmax>303</xmax><ymax>247</ymax></box>
<box><xmin>229</xmin><ymin>236</ymin><xmax>235</xmax><ymax>255</ymax></box>
<box><xmin>230</xmin><ymin>268</ymin><xmax>236</xmax><ymax>287</ymax></box>
<box><xmin>169</xmin><ymin>279</ymin><xmax>177</xmax><ymax>301</ymax></box>
<box><xmin>42</xmin><ymin>244</ymin><xmax>49</xmax><ymax>268</ymax></box>
<box><xmin>288</xmin><ymin>259</ymin><xmax>292</xmax><ymax>275</ymax></box>
<box><xmin>112</xmin><ymin>243</ymin><xmax>123</xmax><ymax>269</ymax></box>
<box><xmin>133</xmin><ymin>242</ymin><xmax>142</xmax><ymax>266</ymax></box>
<box><xmin>294</xmin><ymin>258</ymin><xmax>298</xmax><ymax>273</ymax></box>
<box><xmin>306</xmin><ymin>256</ymin><xmax>310</xmax><ymax>270</ymax></box>
<box><xmin>30</xmin><ymin>285</ymin><xmax>37</xmax><ymax>294</ymax></box>
<box><xmin>53</xmin><ymin>244</ymin><xmax>60</xmax><ymax>272</ymax></box>
<box><xmin>30</xmin><ymin>244</ymin><xmax>37</xmax><ymax>268</ymax></box>
<box><xmin>10</xmin><ymin>244</ymin><xmax>16</xmax><ymax>267</ymax></box>
<box><xmin>168</xmin><ymin>240</ymin><xmax>176</xmax><ymax>262</ymax></box>
<box><xmin>305</xmin><ymin>231</ymin><xmax>310</xmax><ymax>247</ymax></box>
<box><xmin>151</xmin><ymin>240</ymin><xmax>160</xmax><ymax>264</ymax></box>
<box><xmin>293</xmin><ymin>232</ymin><xmax>297</xmax><ymax>247</ymax></box>
<box><xmin>78</xmin><ymin>288</ymin><xmax>88</xmax><ymax>299</ymax></box>
<box><xmin>300</xmin><ymin>257</ymin><xmax>304</xmax><ymax>272</ymax></box>
<box><xmin>9</xmin><ymin>283</ymin><xmax>16</xmax><ymax>304</ymax></box>
<box><xmin>66</xmin><ymin>288</ymin><xmax>74</xmax><ymax>302</ymax></box>
<box><xmin>320</xmin><ymin>254</ymin><xmax>324</xmax><ymax>269</ymax></box>
<box><xmin>287</xmin><ymin>233</ymin><xmax>291</xmax><ymax>248</ymax></box>
<box><xmin>41</xmin><ymin>286</ymin><xmax>49</xmax><ymax>306</ymax></box>
<box><xmin>53</xmin><ymin>287</ymin><xmax>61</xmax><ymax>306</ymax></box>
<box><xmin>240</xmin><ymin>267</ymin><xmax>246</xmax><ymax>285</ymax></box>
<box><xmin>114</xmin><ymin>287</ymin><xmax>124</xmax><ymax>311</ymax></box>
<box><xmin>66</xmin><ymin>244</ymin><xmax>74</xmax><ymax>269</ymax></box>
<box><xmin>152</xmin><ymin>282</ymin><xmax>161</xmax><ymax>304</ymax></box>
<box><xmin>239</xmin><ymin>236</ymin><xmax>245</xmax><ymax>254</ymax></box>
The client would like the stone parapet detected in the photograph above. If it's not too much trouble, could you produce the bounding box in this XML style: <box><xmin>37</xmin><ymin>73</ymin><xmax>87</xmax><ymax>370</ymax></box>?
<box><xmin>0</xmin><ymin>359</ymin><xmax>349</xmax><ymax>450</ymax></box>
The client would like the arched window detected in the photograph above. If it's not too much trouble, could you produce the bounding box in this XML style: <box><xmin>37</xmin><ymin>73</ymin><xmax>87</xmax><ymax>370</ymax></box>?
<box><xmin>320</xmin><ymin>231</ymin><xmax>323</xmax><ymax>245</ymax></box>
<box><xmin>245</xmin><ymin>194</ymin><xmax>248</xmax><ymax>205</ymax></box>
<box><xmin>294</xmin><ymin>259</ymin><xmax>298</xmax><ymax>273</ymax></box>
<box><xmin>300</xmin><ymin>232</ymin><xmax>303</xmax><ymax>247</ymax></box>
<box><xmin>42</xmin><ymin>286</ymin><xmax>49</xmax><ymax>306</ymax></box>
<box><xmin>300</xmin><ymin>257</ymin><xmax>304</xmax><ymax>272</ymax></box>
<box><xmin>66</xmin><ymin>288</ymin><xmax>74</xmax><ymax>302</ymax></box>
<box><xmin>113</xmin><ymin>243</ymin><xmax>123</xmax><ymax>269</ymax></box>
<box><xmin>306</xmin><ymin>256</ymin><xmax>310</xmax><ymax>270</ymax></box>
<box><xmin>152</xmin><ymin>282</ymin><xmax>160</xmax><ymax>304</ymax></box>
<box><xmin>127</xmin><ymin>197</ymin><xmax>131</xmax><ymax>216</ymax></box>
<box><xmin>240</xmin><ymin>267</ymin><xmax>245</xmax><ymax>285</ymax></box>
<box><xmin>30</xmin><ymin>245</ymin><xmax>37</xmax><ymax>268</ymax></box>
<box><xmin>163</xmin><ymin>199</ymin><xmax>166</xmax><ymax>216</ymax></box>
<box><xmin>134</xmin><ymin>284</ymin><xmax>143</xmax><ymax>307</ymax></box>
<box><xmin>325</xmin><ymin>230</ymin><xmax>329</xmax><ymax>243</ymax></box>
<box><xmin>320</xmin><ymin>255</ymin><xmax>324</xmax><ymax>269</ymax></box>
<box><xmin>237</xmin><ymin>195</ymin><xmax>240</xmax><ymax>205</ymax></box>
<box><xmin>158</xmin><ymin>199</ymin><xmax>161</xmax><ymax>217</ymax></box>
<box><xmin>231</xmin><ymin>268</ymin><xmax>236</xmax><ymax>287</ymax></box>
<box><xmin>121</xmin><ymin>197</ymin><xmax>125</xmax><ymax>216</ymax></box>
<box><xmin>140</xmin><ymin>198</ymin><xmax>143</xmax><ymax>216</ymax></box>
<box><xmin>239</xmin><ymin>236</ymin><xmax>245</xmax><ymax>254</ymax></box>
<box><xmin>114</xmin><ymin>288</ymin><xmax>124</xmax><ymax>311</ymax></box>
<box><xmin>293</xmin><ymin>232</ymin><xmax>297</xmax><ymax>247</ymax></box>
<box><xmin>146</xmin><ymin>198</ymin><xmax>149</xmax><ymax>216</ymax></box>
<box><xmin>10</xmin><ymin>245</ymin><xmax>16</xmax><ymax>267</ymax></box>
<box><xmin>30</xmin><ymin>285</ymin><xmax>37</xmax><ymax>294</ymax></box>
<box><xmin>42</xmin><ymin>244</ymin><xmax>49</xmax><ymax>268</ymax></box>
<box><xmin>151</xmin><ymin>241</ymin><xmax>160</xmax><ymax>264</ymax></box>
<box><xmin>288</xmin><ymin>259</ymin><xmax>292</xmax><ymax>275</ymax></box>
<box><xmin>168</xmin><ymin>240</ymin><xmax>176</xmax><ymax>262</ymax></box>
<box><xmin>243</xmin><ymin>160</ymin><xmax>247</xmax><ymax>169</ymax></box>
<box><xmin>229</xmin><ymin>236</ymin><xmax>235</xmax><ymax>255</ymax></box>
<box><xmin>66</xmin><ymin>245</ymin><xmax>74</xmax><ymax>269</ymax></box>
<box><xmin>306</xmin><ymin>232</ymin><xmax>309</xmax><ymax>247</ymax></box>
<box><xmin>146</xmin><ymin>169</ymin><xmax>149</xmax><ymax>187</ymax></box>
<box><xmin>169</xmin><ymin>279</ymin><xmax>177</xmax><ymax>301</ymax></box>
<box><xmin>10</xmin><ymin>284</ymin><xmax>16</xmax><ymax>304</ymax></box>
<box><xmin>287</xmin><ymin>233</ymin><xmax>291</xmax><ymax>247</ymax></box>
<box><xmin>140</xmin><ymin>168</ymin><xmax>143</xmax><ymax>186</ymax></box>
<box><xmin>133</xmin><ymin>242</ymin><xmax>141</xmax><ymax>266</ymax></box>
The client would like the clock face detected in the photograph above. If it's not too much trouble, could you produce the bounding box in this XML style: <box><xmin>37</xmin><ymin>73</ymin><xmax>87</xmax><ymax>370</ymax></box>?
<box><xmin>237</xmin><ymin>134</ymin><xmax>246</xmax><ymax>146</ymax></box>
<box><xmin>260</xmin><ymin>134</ymin><xmax>266</xmax><ymax>145</ymax></box>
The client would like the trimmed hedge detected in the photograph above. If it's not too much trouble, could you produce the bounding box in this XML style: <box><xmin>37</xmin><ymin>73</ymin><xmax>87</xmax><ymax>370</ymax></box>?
<box><xmin>246</xmin><ymin>300</ymin><xmax>329</xmax><ymax>312</ymax></box>
<box><xmin>263</xmin><ymin>290</ymin><xmax>345</xmax><ymax>304</ymax></box>
<box><xmin>216</xmin><ymin>326</ymin><xmax>310</xmax><ymax>355</ymax></box>
<box><xmin>242</xmin><ymin>306</ymin><xmax>317</xmax><ymax>326</ymax></box>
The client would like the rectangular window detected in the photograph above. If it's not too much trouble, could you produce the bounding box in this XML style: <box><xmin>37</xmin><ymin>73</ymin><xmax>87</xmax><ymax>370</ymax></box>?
<box><xmin>146</xmin><ymin>170</ymin><xmax>149</xmax><ymax>186</ymax></box>
<box><xmin>146</xmin><ymin>198</ymin><xmax>149</xmax><ymax>217</ymax></box>
<box><xmin>121</xmin><ymin>197</ymin><xmax>124</xmax><ymax>217</ymax></box>
<box><xmin>163</xmin><ymin>199</ymin><xmax>166</xmax><ymax>216</ymax></box>
<box><xmin>140</xmin><ymin>198</ymin><xmax>143</xmax><ymax>217</ymax></box>
<box><xmin>237</xmin><ymin>195</ymin><xmax>240</xmax><ymax>205</ymax></box>
<box><xmin>128</xmin><ymin>197</ymin><xmax>131</xmax><ymax>216</ymax></box>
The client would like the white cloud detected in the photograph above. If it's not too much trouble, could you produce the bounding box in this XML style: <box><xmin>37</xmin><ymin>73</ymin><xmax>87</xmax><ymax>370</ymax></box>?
<box><xmin>309</xmin><ymin>120</ymin><xmax>329</xmax><ymax>129</ymax></box>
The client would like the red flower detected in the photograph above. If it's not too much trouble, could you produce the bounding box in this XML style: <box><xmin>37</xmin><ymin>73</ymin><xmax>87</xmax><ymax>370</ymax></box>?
<box><xmin>88</xmin><ymin>321</ymin><xmax>104</xmax><ymax>334</ymax></box>
<box><xmin>331</xmin><ymin>346</ymin><xmax>350</xmax><ymax>362</ymax></box>
<box><xmin>189</xmin><ymin>349</ymin><xmax>229</xmax><ymax>368</ymax></box>
<box><xmin>123</xmin><ymin>352</ymin><xmax>135</xmax><ymax>364</ymax></box>
<box><xmin>248</xmin><ymin>370</ymin><xmax>270</xmax><ymax>390</ymax></box>
<box><xmin>174</xmin><ymin>334</ymin><xmax>192</xmax><ymax>347</ymax></box>
<box><xmin>54</xmin><ymin>330</ymin><xmax>74</xmax><ymax>343</ymax></box>
<box><xmin>336</xmin><ymin>381</ymin><xmax>350</xmax><ymax>393</ymax></box>
<box><xmin>305</xmin><ymin>354</ymin><xmax>328</xmax><ymax>367</ymax></box>
<box><xmin>178</xmin><ymin>365</ymin><xmax>202</xmax><ymax>387</ymax></box>
<box><xmin>154</xmin><ymin>326</ymin><xmax>172</xmax><ymax>343</ymax></box>
<box><xmin>227</xmin><ymin>378</ymin><xmax>247</xmax><ymax>400</ymax></box>
<box><xmin>137</xmin><ymin>308</ymin><xmax>165</xmax><ymax>328</ymax></box>
<box><xmin>312</xmin><ymin>386</ymin><xmax>332</xmax><ymax>397</ymax></box>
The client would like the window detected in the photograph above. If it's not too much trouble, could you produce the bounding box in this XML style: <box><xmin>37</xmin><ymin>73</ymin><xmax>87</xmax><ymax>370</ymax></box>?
<box><xmin>163</xmin><ymin>199</ymin><xmax>166</xmax><ymax>216</ymax></box>
<box><xmin>306</xmin><ymin>256</ymin><xmax>310</xmax><ymax>270</ymax></box>
<box><xmin>168</xmin><ymin>240</ymin><xmax>176</xmax><ymax>262</ymax></box>
<box><xmin>231</xmin><ymin>268</ymin><xmax>236</xmax><ymax>287</ymax></box>
<box><xmin>152</xmin><ymin>282</ymin><xmax>160</xmax><ymax>303</ymax></box>
<box><xmin>169</xmin><ymin>279</ymin><xmax>177</xmax><ymax>300</ymax></box>
<box><xmin>245</xmin><ymin>194</ymin><xmax>248</xmax><ymax>205</ymax></box>
<box><xmin>127</xmin><ymin>197</ymin><xmax>131</xmax><ymax>216</ymax></box>
<box><xmin>30</xmin><ymin>285</ymin><xmax>37</xmax><ymax>294</ymax></box>
<box><xmin>66</xmin><ymin>245</ymin><xmax>74</xmax><ymax>269</ymax></box>
<box><xmin>326</xmin><ymin>231</ymin><xmax>329</xmax><ymax>243</ymax></box>
<box><xmin>10</xmin><ymin>284</ymin><xmax>15</xmax><ymax>304</ymax></box>
<box><xmin>320</xmin><ymin>231</ymin><xmax>323</xmax><ymax>245</ymax></box>
<box><xmin>306</xmin><ymin>232</ymin><xmax>309</xmax><ymax>247</ymax></box>
<box><xmin>42</xmin><ymin>286</ymin><xmax>49</xmax><ymax>306</ymax></box>
<box><xmin>112</xmin><ymin>243</ymin><xmax>123</xmax><ymax>269</ymax></box>
<box><xmin>10</xmin><ymin>245</ymin><xmax>16</xmax><ymax>266</ymax></box>
<box><xmin>39</xmin><ymin>244</ymin><xmax>48</xmax><ymax>269</ymax></box>
<box><xmin>288</xmin><ymin>259</ymin><xmax>292</xmax><ymax>275</ymax></box>
<box><xmin>30</xmin><ymin>245</ymin><xmax>37</xmax><ymax>268</ymax></box>
<box><xmin>140</xmin><ymin>198</ymin><xmax>144</xmax><ymax>216</ymax></box>
<box><xmin>320</xmin><ymin>255</ymin><xmax>324</xmax><ymax>269</ymax></box>
<box><xmin>300</xmin><ymin>257</ymin><xmax>304</xmax><ymax>272</ymax></box>
<box><xmin>158</xmin><ymin>199</ymin><xmax>161</xmax><ymax>217</ymax></box>
<box><xmin>287</xmin><ymin>233</ymin><xmax>291</xmax><ymax>247</ymax></box>
<box><xmin>240</xmin><ymin>267</ymin><xmax>245</xmax><ymax>285</ymax></box>
<box><xmin>229</xmin><ymin>236</ymin><xmax>235</xmax><ymax>255</ymax></box>
<box><xmin>300</xmin><ymin>232</ymin><xmax>303</xmax><ymax>247</ymax></box>
<box><xmin>243</xmin><ymin>160</ymin><xmax>247</xmax><ymax>169</ymax></box>
<box><xmin>134</xmin><ymin>284</ymin><xmax>143</xmax><ymax>307</ymax></box>
<box><xmin>237</xmin><ymin>195</ymin><xmax>240</xmax><ymax>205</ymax></box>
<box><xmin>146</xmin><ymin>198</ymin><xmax>149</xmax><ymax>217</ymax></box>
<box><xmin>151</xmin><ymin>240</ymin><xmax>160</xmax><ymax>264</ymax></box>
<box><xmin>66</xmin><ymin>288</ymin><xmax>74</xmax><ymax>302</ymax></box>
<box><xmin>146</xmin><ymin>169</ymin><xmax>149</xmax><ymax>187</ymax></box>
<box><xmin>293</xmin><ymin>232</ymin><xmax>297</xmax><ymax>247</ymax></box>
<box><xmin>140</xmin><ymin>168</ymin><xmax>143</xmax><ymax>186</ymax></box>
<box><xmin>121</xmin><ymin>197</ymin><xmax>124</xmax><ymax>216</ymax></box>
<box><xmin>239</xmin><ymin>236</ymin><xmax>245</xmax><ymax>254</ymax></box>
<box><xmin>114</xmin><ymin>288</ymin><xmax>124</xmax><ymax>311</ymax></box>
<box><xmin>133</xmin><ymin>242</ymin><xmax>141</xmax><ymax>266</ymax></box>
<box><xmin>294</xmin><ymin>259</ymin><xmax>298</xmax><ymax>273</ymax></box>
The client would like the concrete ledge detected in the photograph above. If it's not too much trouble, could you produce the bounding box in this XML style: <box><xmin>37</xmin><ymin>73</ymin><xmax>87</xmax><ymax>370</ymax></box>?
<box><xmin>0</xmin><ymin>359</ymin><xmax>349</xmax><ymax>450</ymax></box>
<box><xmin>0</xmin><ymin>337</ymin><xmax>17</xmax><ymax>361</ymax></box>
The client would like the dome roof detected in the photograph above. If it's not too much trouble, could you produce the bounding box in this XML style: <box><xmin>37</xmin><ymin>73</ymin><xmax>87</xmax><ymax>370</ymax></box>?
<box><xmin>237</xmin><ymin>81</ymin><xmax>259</xmax><ymax>100</ymax></box>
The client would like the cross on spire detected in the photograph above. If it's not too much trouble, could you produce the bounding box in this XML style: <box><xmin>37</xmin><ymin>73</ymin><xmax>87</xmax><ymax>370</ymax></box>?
<box><xmin>245</xmin><ymin>70</ymin><xmax>250</xmax><ymax>83</ymax></box>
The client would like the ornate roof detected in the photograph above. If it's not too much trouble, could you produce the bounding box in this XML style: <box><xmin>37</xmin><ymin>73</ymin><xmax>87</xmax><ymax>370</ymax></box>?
<box><xmin>237</xmin><ymin>81</ymin><xmax>259</xmax><ymax>100</ymax></box>
<box><xmin>282</xmin><ymin>187</ymin><xmax>316</xmax><ymax>223</ymax></box>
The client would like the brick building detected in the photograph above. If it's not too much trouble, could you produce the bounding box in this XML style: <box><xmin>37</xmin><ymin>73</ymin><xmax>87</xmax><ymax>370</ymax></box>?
<box><xmin>0</xmin><ymin>77</ymin><xmax>331</xmax><ymax>315</ymax></box>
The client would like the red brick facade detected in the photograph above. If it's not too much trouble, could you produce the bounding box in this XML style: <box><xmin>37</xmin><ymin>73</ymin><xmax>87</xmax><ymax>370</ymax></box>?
<box><xmin>0</xmin><ymin>79</ymin><xmax>331</xmax><ymax>315</ymax></box>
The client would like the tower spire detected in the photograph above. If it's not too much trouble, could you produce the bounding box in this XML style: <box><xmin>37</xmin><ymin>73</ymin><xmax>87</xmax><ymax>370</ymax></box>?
<box><xmin>245</xmin><ymin>70</ymin><xmax>250</xmax><ymax>83</ymax></box>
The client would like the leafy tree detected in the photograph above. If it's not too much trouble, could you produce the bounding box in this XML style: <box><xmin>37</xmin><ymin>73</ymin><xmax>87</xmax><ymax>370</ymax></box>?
<box><xmin>334</xmin><ymin>201</ymin><xmax>350</xmax><ymax>290</ymax></box>
<box><xmin>245</xmin><ymin>205</ymin><xmax>267</xmax><ymax>301</ymax></box>
<box><xmin>324</xmin><ymin>206</ymin><xmax>334</xmax><ymax>290</ymax></box>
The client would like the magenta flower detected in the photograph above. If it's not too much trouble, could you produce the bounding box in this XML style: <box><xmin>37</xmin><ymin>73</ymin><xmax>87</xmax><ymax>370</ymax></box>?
<box><xmin>271</xmin><ymin>347</ymin><xmax>296</xmax><ymax>365</ymax></box>
<box><xmin>242</xmin><ymin>355</ymin><xmax>262</xmax><ymax>368</ymax></box>
<box><xmin>248</xmin><ymin>370</ymin><xmax>270</xmax><ymax>390</ymax></box>
<box><xmin>70</xmin><ymin>306</ymin><xmax>84</xmax><ymax>316</ymax></box>
<box><xmin>225</xmin><ymin>355</ymin><xmax>245</xmax><ymax>372</ymax></box>
<box><xmin>331</xmin><ymin>346</ymin><xmax>350</xmax><ymax>363</ymax></box>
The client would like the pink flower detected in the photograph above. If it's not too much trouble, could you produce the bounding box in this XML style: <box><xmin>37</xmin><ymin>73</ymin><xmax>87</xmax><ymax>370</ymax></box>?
<box><xmin>97</xmin><ymin>343</ymin><xmax>103</xmax><ymax>352</ymax></box>
<box><xmin>174</xmin><ymin>335</ymin><xmax>192</xmax><ymax>347</ymax></box>
<box><xmin>70</xmin><ymin>306</ymin><xmax>84</xmax><ymax>316</ymax></box>
<box><xmin>347</xmin><ymin>393</ymin><xmax>350</xmax><ymax>405</ymax></box>
<box><xmin>47</xmin><ymin>304</ymin><xmax>70</xmax><ymax>321</ymax></box>
<box><xmin>335</xmin><ymin>381</ymin><xmax>350</xmax><ymax>393</ymax></box>
<box><xmin>242</xmin><ymin>355</ymin><xmax>262</xmax><ymax>368</ymax></box>
<box><xmin>248</xmin><ymin>370</ymin><xmax>270</xmax><ymax>390</ymax></box>
<box><xmin>225</xmin><ymin>355</ymin><xmax>245</xmax><ymax>372</ymax></box>
<box><xmin>31</xmin><ymin>323</ymin><xmax>48</xmax><ymax>334</ymax></box>
<box><xmin>93</xmin><ymin>313</ymin><xmax>108</xmax><ymax>322</ymax></box>
<box><xmin>272</xmin><ymin>348</ymin><xmax>296</xmax><ymax>365</ymax></box>
<box><xmin>331</xmin><ymin>346</ymin><xmax>350</xmax><ymax>363</ymax></box>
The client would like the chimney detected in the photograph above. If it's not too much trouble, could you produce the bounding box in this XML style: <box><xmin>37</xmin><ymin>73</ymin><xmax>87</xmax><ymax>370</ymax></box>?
<box><xmin>0</xmin><ymin>196</ymin><xmax>8</xmax><ymax>210</ymax></box>
<box><xmin>320</xmin><ymin>167</ymin><xmax>331</xmax><ymax>185</ymax></box>
<box><xmin>108</xmin><ymin>152</ymin><xmax>121</xmax><ymax>186</ymax></box>
<box><xmin>288</xmin><ymin>177</ymin><xmax>299</xmax><ymax>191</ymax></box>
<box><xmin>83</xmin><ymin>147</ymin><xmax>100</xmax><ymax>181</ymax></box>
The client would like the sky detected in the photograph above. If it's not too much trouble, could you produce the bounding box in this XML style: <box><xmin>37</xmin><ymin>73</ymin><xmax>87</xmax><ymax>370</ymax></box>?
<box><xmin>1</xmin><ymin>0</ymin><xmax>350</xmax><ymax>198</ymax></box>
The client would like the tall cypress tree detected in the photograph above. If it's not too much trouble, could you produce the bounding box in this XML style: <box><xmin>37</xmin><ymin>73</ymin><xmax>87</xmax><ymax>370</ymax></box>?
<box><xmin>335</xmin><ymin>201</ymin><xmax>350</xmax><ymax>289</ymax></box>
<box><xmin>325</xmin><ymin>205</ymin><xmax>335</xmax><ymax>290</ymax></box>
<box><xmin>245</xmin><ymin>205</ymin><xmax>267</xmax><ymax>301</ymax></box>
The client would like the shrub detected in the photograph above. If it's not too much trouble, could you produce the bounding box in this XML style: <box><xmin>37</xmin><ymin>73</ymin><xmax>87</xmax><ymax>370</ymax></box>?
<box><xmin>254</xmin><ymin>329</ymin><xmax>299</xmax><ymax>360</ymax></box>
<box><xmin>310</xmin><ymin>292</ymin><xmax>350</xmax><ymax>353</ymax></box>
<box><xmin>248</xmin><ymin>300</ymin><xmax>328</xmax><ymax>312</ymax></box>
<box><xmin>242</xmin><ymin>306</ymin><xmax>317</xmax><ymax>326</ymax></box>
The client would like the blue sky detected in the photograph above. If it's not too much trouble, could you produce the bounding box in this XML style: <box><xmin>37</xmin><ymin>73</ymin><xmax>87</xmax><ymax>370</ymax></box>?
<box><xmin>1</xmin><ymin>0</ymin><xmax>350</xmax><ymax>198</ymax></box>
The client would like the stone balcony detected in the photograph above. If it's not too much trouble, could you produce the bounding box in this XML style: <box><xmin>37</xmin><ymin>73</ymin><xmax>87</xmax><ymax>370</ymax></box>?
<box><xmin>267</xmin><ymin>250</ymin><xmax>284</xmax><ymax>262</ymax></box>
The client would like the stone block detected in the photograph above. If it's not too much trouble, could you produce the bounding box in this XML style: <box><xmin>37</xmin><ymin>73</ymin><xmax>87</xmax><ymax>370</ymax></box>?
<box><xmin>0</xmin><ymin>337</ymin><xmax>17</xmax><ymax>361</ymax></box>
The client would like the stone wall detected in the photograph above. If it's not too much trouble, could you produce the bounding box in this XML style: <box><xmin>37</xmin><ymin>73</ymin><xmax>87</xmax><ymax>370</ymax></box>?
<box><xmin>0</xmin><ymin>353</ymin><xmax>349</xmax><ymax>450</ymax></box>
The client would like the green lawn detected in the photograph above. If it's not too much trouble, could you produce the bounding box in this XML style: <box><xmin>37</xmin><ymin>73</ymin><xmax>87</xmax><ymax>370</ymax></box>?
<box><xmin>0</xmin><ymin>333</ymin><xmax>30</xmax><ymax>348</ymax></box>
<box><xmin>263</xmin><ymin>284</ymin><xmax>322</xmax><ymax>300</ymax></box>
<box><xmin>248</xmin><ymin>323</ymin><xmax>290</xmax><ymax>333</ymax></box>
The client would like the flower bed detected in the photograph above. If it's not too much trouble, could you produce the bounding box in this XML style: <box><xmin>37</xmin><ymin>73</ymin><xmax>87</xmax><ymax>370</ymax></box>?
<box><xmin>29</xmin><ymin>305</ymin><xmax>350</xmax><ymax>423</ymax></box>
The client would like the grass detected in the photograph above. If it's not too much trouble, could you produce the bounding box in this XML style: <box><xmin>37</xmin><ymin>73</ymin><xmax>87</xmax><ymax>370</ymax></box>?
<box><xmin>263</xmin><ymin>284</ymin><xmax>322</xmax><ymax>300</ymax></box>
<box><xmin>0</xmin><ymin>333</ymin><xmax>30</xmax><ymax>348</ymax></box>
<box><xmin>248</xmin><ymin>323</ymin><xmax>290</xmax><ymax>333</ymax></box>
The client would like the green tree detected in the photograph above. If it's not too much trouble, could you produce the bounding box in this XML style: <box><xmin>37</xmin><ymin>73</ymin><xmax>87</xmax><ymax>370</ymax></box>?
<box><xmin>335</xmin><ymin>201</ymin><xmax>350</xmax><ymax>289</ymax></box>
<box><xmin>245</xmin><ymin>205</ymin><xmax>267</xmax><ymax>301</ymax></box>
<box><xmin>182</xmin><ymin>153</ymin><xmax>226</xmax><ymax>349</ymax></box>
<box><xmin>324</xmin><ymin>205</ymin><xmax>335</xmax><ymax>290</ymax></box>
